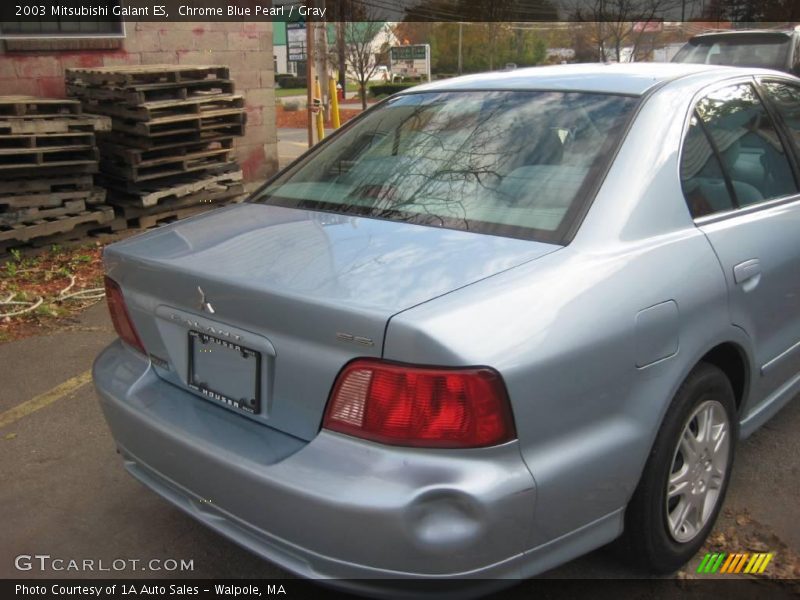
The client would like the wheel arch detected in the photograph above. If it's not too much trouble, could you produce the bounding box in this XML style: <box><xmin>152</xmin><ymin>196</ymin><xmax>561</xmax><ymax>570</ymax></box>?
<box><xmin>696</xmin><ymin>341</ymin><xmax>750</xmax><ymax>414</ymax></box>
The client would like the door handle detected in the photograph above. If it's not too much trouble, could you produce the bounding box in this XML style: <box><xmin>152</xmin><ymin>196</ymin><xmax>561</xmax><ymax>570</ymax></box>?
<box><xmin>733</xmin><ymin>258</ymin><xmax>761</xmax><ymax>285</ymax></box>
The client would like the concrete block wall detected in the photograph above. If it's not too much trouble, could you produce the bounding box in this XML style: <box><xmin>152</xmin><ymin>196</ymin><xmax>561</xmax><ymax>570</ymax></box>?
<box><xmin>0</xmin><ymin>21</ymin><xmax>278</xmax><ymax>182</ymax></box>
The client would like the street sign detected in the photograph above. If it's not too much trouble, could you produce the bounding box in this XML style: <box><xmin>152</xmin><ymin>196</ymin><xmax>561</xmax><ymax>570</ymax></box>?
<box><xmin>390</xmin><ymin>46</ymin><xmax>427</xmax><ymax>61</ymax></box>
<box><xmin>287</xmin><ymin>22</ymin><xmax>306</xmax><ymax>62</ymax></box>
<box><xmin>389</xmin><ymin>44</ymin><xmax>431</xmax><ymax>82</ymax></box>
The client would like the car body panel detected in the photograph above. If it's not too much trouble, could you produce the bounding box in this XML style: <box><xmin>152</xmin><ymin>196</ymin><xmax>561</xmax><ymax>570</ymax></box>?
<box><xmin>94</xmin><ymin>340</ymin><xmax>538</xmax><ymax>577</ymax></box>
<box><xmin>699</xmin><ymin>201</ymin><xmax>800</xmax><ymax>409</ymax></box>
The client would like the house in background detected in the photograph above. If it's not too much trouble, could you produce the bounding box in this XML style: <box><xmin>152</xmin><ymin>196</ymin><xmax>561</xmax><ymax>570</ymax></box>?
<box><xmin>272</xmin><ymin>21</ymin><xmax>398</xmax><ymax>79</ymax></box>
<box><xmin>0</xmin><ymin>18</ymin><xmax>278</xmax><ymax>183</ymax></box>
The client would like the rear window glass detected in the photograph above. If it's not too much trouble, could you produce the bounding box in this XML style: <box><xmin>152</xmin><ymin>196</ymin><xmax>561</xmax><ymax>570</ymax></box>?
<box><xmin>255</xmin><ymin>91</ymin><xmax>638</xmax><ymax>243</ymax></box>
<box><xmin>673</xmin><ymin>35</ymin><xmax>791</xmax><ymax>71</ymax></box>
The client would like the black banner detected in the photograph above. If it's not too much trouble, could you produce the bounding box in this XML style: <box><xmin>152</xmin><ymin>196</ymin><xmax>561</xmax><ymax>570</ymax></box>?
<box><xmin>0</xmin><ymin>0</ymin><xmax>799</xmax><ymax>24</ymax></box>
<box><xmin>2</xmin><ymin>578</ymin><xmax>799</xmax><ymax>600</ymax></box>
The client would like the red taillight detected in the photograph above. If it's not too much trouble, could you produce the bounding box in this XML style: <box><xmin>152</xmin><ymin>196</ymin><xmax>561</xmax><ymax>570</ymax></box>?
<box><xmin>104</xmin><ymin>276</ymin><xmax>145</xmax><ymax>354</ymax></box>
<box><xmin>323</xmin><ymin>359</ymin><xmax>516</xmax><ymax>448</ymax></box>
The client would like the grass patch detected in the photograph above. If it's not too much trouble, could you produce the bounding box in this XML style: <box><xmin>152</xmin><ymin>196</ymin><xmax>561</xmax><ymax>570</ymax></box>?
<box><xmin>0</xmin><ymin>243</ymin><xmax>105</xmax><ymax>344</ymax></box>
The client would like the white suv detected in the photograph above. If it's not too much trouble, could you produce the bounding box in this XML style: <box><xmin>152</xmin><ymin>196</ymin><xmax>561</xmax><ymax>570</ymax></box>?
<box><xmin>672</xmin><ymin>29</ymin><xmax>800</xmax><ymax>76</ymax></box>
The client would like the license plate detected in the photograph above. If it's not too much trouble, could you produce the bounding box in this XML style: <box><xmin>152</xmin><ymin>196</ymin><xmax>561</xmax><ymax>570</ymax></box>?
<box><xmin>188</xmin><ymin>331</ymin><xmax>261</xmax><ymax>414</ymax></box>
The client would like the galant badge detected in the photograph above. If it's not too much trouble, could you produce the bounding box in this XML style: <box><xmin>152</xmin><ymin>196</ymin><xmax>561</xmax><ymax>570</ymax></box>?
<box><xmin>197</xmin><ymin>286</ymin><xmax>215</xmax><ymax>314</ymax></box>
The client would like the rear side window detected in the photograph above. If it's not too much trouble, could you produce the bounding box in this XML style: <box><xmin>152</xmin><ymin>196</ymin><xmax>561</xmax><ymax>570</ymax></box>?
<box><xmin>761</xmin><ymin>81</ymin><xmax>800</xmax><ymax>156</ymax></box>
<box><xmin>257</xmin><ymin>91</ymin><xmax>638</xmax><ymax>243</ymax></box>
<box><xmin>680</xmin><ymin>116</ymin><xmax>736</xmax><ymax>217</ymax></box>
<box><xmin>681</xmin><ymin>82</ymin><xmax>798</xmax><ymax>218</ymax></box>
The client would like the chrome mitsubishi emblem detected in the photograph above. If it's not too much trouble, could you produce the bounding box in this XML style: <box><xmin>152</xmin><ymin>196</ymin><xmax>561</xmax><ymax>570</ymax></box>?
<box><xmin>197</xmin><ymin>286</ymin><xmax>215</xmax><ymax>314</ymax></box>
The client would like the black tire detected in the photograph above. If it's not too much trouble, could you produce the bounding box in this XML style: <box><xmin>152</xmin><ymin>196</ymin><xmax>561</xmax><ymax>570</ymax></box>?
<box><xmin>621</xmin><ymin>362</ymin><xmax>738</xmax><ymax>573</ymax></box>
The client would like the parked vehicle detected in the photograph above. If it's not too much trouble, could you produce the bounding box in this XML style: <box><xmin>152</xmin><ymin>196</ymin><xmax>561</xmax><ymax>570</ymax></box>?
<box><xmin>94</xmin><ymin>63</ymin><xmax>800</xmax><ymax>589</ymax></box>
<box><xmin>672</xmin><ymin>28</ymin><xmax>800</xmax><ymax>75</ymax></box>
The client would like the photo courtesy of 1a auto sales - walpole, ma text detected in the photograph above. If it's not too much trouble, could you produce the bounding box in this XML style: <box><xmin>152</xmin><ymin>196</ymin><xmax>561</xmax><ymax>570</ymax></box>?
<box><xmin>0</xmin><ymin>1</ymin><xmax>798</xmax><ymax>599</ymax></box>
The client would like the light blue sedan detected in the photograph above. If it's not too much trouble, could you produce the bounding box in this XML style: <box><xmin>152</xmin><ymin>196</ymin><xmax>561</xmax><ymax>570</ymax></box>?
<box><xmin>94</xmin><ymin>63</ymin><xmax>800</xmax><ymax>586</ymax></box>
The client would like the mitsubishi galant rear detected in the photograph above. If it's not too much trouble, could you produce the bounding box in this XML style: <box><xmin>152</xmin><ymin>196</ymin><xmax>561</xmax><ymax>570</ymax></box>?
<box><xmin>93</xmin><ymin>63</ymin><xmax>800</xmax><ymax>587</ymax></box>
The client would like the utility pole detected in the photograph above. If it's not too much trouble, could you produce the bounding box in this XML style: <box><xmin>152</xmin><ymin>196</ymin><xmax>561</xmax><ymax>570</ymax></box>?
<box><xmin>338</xmin><ymin>1</ymin><xmax>346</xmax><ymax>97</ymax></box>
<box><xmin>313</xmin><ymin>0</ymin><xmax>328</xmax><ymax>125</ymax></box>
<box><xmin>305</xmin><ymin>16</ymin><xmax>313</xmax><ymax>147</ymax></box>
<box><xmin>458</xmin><ymin>22</ymin><xmax>463</xmax><ymax>75</ymax></box>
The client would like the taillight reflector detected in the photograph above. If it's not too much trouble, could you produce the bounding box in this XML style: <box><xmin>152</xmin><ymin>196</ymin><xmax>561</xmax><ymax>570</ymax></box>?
<box><xmin>323</xmin><ymin>359</ymin><xmax>516</xmax><ymax>448</ymax></box>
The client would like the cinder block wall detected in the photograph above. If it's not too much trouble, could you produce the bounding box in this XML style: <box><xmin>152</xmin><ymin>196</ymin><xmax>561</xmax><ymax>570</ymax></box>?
<box><xmin>0</xmin><ymin>21</ymin><xmax>278</xmax><ymax>182</ymax></box>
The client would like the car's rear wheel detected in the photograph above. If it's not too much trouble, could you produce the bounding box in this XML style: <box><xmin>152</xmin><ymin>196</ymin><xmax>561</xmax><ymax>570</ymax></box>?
<box><xmin>622</xmin><ymin>362</ymin><xmax>737</xmax><ymax>573</ymax></box>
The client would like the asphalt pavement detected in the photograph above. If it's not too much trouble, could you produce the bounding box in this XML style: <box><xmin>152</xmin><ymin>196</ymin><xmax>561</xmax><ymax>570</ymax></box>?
<box><xmin>0</xmin><ymin>299</ymin><xmax>798</xmax><ymax>591</ymax></box>
<box><xmin>277</xmin><ymin>127</ymin><xmax>334</xmax><ymax>169</ymax></box>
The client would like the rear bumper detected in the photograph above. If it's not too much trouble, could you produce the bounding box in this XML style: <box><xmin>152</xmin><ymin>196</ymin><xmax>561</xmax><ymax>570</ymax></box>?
<box><xmin>93</xmin><ymin>340</ymin><xmax>538</xmax><ymax>581</ymax></box>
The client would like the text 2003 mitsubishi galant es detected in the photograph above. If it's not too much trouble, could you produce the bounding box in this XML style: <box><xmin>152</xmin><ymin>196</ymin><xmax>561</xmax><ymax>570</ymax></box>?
<box><xmin>94</xmin><ymin>64</ymin><xmax>800</xmax><ymax>583</ymax></box>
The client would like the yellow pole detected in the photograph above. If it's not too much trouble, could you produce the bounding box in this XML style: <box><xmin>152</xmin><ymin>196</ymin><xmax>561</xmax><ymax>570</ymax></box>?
<box><xmin>329</xmin><ymin>76</ymin><xmax>341</xmax><ymax>129</ymax></box>
<box><xmin>314</xmin><ymin>76</ymin><xmax>325</xmax><ymax>141</ymax></box>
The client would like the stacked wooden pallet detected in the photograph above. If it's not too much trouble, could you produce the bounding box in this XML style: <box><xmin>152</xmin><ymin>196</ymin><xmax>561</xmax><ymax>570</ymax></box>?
<box><xmin>65</xmin><ymin>65</ymin><xmax>245</xmax><ymax>225</ymax></box>
<box><xmin>0</xmin><ymin>96</ymin><xmax>115</xmax><ymax>252</ymax></box>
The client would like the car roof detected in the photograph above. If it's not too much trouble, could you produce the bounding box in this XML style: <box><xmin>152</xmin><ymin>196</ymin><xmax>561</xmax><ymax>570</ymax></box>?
<box><xmin>409</xmin><ymin>63</ymin><xmax>759</xmax><ymax>97</ymax></box>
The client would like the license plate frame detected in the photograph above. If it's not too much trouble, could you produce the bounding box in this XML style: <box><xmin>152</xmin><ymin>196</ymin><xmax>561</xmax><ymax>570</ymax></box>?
<box><xmin>187</xmin><ymin>330</ymin><xmax>261</xmax><ymax>414</ymax></box>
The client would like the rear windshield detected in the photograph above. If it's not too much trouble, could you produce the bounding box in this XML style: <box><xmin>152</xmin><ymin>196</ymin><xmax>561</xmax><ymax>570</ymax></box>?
<box><xmin>672</xmin><ymin>34</ymin><xmax>791</xmax><ymax>71</ymax></box>
<box><xmin>254</xmin><ymin>90</ymin><xmax>638</xmax><ymax>243</ymax></box>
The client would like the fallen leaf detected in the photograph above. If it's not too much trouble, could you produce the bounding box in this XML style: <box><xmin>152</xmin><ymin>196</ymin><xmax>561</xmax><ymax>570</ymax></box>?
<box><xmin>710</xmin><ymin>532</ymin><xmax>727</xmax><ymax>546</ymax></box>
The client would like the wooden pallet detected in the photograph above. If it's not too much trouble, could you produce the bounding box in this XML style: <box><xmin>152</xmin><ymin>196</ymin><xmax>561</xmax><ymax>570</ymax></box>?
<box><xmin>0</xmin><ymin>163</ymin><xmax>99</xmax><ymax>177</ymax></box>
<box><xmin>66</xmin><ymin>78</ymin><xmax>236</xmax><ymax>105</ymax></box>
<box><xmin>0</xmin><ymin>114</ymin><xmax>110</xmax><ymax>135</ymax></box>
<box><xmin>0</xmin><ymin>189</ymin><xmax>104</xmax><ymax>210</ymax></box>
<box><xmin>0</xmin><ymin>132</ymin><xmax>95</xmax><ymax>150</ymax></box>
<box><xmin>125</xmin><ymin>202</ymin><xmax>225</xmax><ymax>230</ymax></box>
<box><xmin>0</xmin><ymin>96</ymin><xmax>82</xmax><ymax>117</ymax></box>
<box><xmin>0</xmin><ymin>199</ymin><xmax>87</xmax><ymax>226</ymax></box>
<box><xmin>109</xmin><ymin>109</ymin><xmax>246</xmax><ymax>137</ymax></box>
<box><xmin>101</xmin><ymin>169</ymin><xmax>243</xmax><ymax>207</ymax></box>
<box><xmin>100</xmin><ymin>149</ymin><xmax>234</xmax><ymax>182</ymax></box>
<box><xmin>0</xmin><ymin>174</ymin><xmax>94</xmax><ymax>195</ymax></box>
<box><xmin>82</xmin><ymin>94</ymin><xmax>245</xmax><ymax>122</ymax></box>
<box><xmin>97</xmin><ymin>161</ymin><xmax>239</xmax><ymax>192</ymax></box>
<box><xmin>0</xmin><ymin>190</ymin><xmax>89</xmax><ymax>209</ymax></box>
<box><xmin>0</xmin><ymin>206</ymin><xmax>114</xmax><ymax>243</ymax></box>
<box><xmin>65</xmin><ymin>65</ymin><xmax>230</xmax><ymax>87</ymax></box>
<box><xmin>0</xmin><ymin>216</ymin><xmax>126</xmax><ymax>255</ymax></box>
<box><xmin>98</xmin><ymin>126</ymin><xmax>244</xmax><ymax>150</ymax></box>
<box><xmin>0</xmin><ymin>146</ymin><xmax>98</xmax><ymax>169</ymax></box>
<box><xmin>85</xmin><ymin>188</ymin><xmax>107</xmax><ymax>205</ymax></box>
<box><xmin>98</xmin><ymin>137</ymin><xmax>233</xmax><ymax>166</ymax></box>
<box><xmin>30</xmin><ymin>216</ymin><xmax>127</xmax><ymax>245</ymax></box>
<box><xmin>118</xmin><ymin>183</ymin><xmax>244</xmax><ymax>219</ymax></box>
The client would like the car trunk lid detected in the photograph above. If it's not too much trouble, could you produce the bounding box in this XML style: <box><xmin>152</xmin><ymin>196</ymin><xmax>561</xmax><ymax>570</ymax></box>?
<box><xmin>103</xmin><ymin>203</ymin><xmax>559</xmax><ymax>440</ymax></box>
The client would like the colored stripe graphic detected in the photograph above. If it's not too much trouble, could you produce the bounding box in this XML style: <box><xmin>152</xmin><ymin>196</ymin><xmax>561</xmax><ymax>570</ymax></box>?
<box><xmin>757</xmin><ymin>553</ymin><xmax>774</xmax><ymax>573</ymax></box>
<box><xmin>697</xmin><ymin>553</ymin><xmax>712</xmax><ymax>573</ymax></box>
<box><xmin>722</xmin><ymin>553</ymin><xmax>743</xmax><ymax>574</ymax></box>
<box><xmin>698</xmin><ymin>552</ymin><xmax>774</xmax><ymax>574</ymax></box>
<box><xmin>734</xmin><ymin>553</ymin><xmax>749</xmax><ymax>573</ymax></box>
<box><xmin>720</xmin><ymin>553</ymin><xmax>736</xmax><ymax>573</ymax></box>
<box><xmin>711</xmin><ymin>553</ymin><xmax>726</xmax><ymax>573</ymax></box>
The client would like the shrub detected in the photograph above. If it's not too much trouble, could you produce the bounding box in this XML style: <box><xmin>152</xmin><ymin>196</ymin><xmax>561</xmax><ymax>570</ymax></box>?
<box><xmin>277</xmin><ymin>76</ymin><xmax>307</xmax><ymax>89</ymax></box>
<box><xmin>282</xmin><ymin>100</ymin><xmax>300</xmax><ymax>112</ymax></box>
